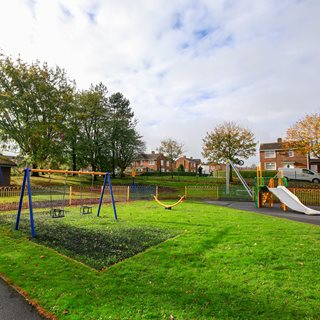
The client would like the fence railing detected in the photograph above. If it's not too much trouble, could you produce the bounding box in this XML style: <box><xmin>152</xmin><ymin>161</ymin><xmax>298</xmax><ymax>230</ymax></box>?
<box><xmin>0</xmin><ymin>184</ymin><xmax>158</xmax><ymax>212</ymax></box>
<box><xmin>1</xmin><ymin>185</ymin><xmax>320</xmax><ymax>212</ymax></box>
<box><xmin>185</xmin><ymin>185</ymin><xmax>253</xmax><ymax>201</ymax></box>
<box><xmin>288</xmin><ymin>188</ymin><xmax>320</xmax><ymax>206</ymax></box>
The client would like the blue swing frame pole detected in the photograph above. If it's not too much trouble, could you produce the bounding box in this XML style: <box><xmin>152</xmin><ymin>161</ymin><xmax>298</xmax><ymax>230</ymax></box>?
<box><xmin>107</xmin><ymin>173</ymin><xmax>118</xmax><ymax>221</ymax></box>
<box><xmin>97</xmin><ymin>173</ymin><xmax>108</xmax><ymax>217</ymax></box>
<box><xmin>15</xmin><ymin>168</ymin><xmax>28</xmax><ymax>231</ymax></box>
<box><xmin>15</xmin><ymin>168</ymin><xmax>36</xmax><ymax>237</ymax></box>
<box><xmin>97</xmin><ymin>172</ymin><xmax>117</xmax><ymax>220</ymax></box>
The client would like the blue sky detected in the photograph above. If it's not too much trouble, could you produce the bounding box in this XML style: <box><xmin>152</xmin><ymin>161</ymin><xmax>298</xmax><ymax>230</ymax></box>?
<box><xmin>1</xmin><ymin>0</ymin><xmax>320</xmax><ymax>164</ymax></box>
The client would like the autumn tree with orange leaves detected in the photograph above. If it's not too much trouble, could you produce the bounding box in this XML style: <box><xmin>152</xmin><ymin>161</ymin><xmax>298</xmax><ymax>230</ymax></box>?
<box><xmin>285</xmin><ymin>114</ymin><xmax>320</xmax><ymax>159</ymax></box>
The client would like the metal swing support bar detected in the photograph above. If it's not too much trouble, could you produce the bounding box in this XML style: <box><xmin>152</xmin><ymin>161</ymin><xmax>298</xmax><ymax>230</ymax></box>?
<box><xmin>15</xmin><ymin>168</ymin><xmax>36</xmax><ymax>237</ymax></box>
<box><xmin>16</xmin><ymin>168</ymin><xmax>117</xmax><ymax>238</ymax></box>
<box><xmin>97</xmin><ymin>172</ymin><xmax>118</xmax><ymax>220</ymax></box>
<box><xmin>29</xmin><ymin>169</ymin><xmax>108</xmax><ymax>176</ymax></box>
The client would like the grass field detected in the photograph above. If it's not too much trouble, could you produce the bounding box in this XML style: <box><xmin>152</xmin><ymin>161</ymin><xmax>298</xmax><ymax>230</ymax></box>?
<box><xmin>1</xmin><ymin>201</ymin><xmax>320</xmax><ymax>319</ymax></box>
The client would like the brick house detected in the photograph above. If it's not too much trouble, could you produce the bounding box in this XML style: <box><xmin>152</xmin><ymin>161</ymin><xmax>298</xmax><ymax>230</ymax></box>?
<box><xmin>0</xmin><ymin>155</ymin><xmax>17</xmax><ymax>186</ymax></box>
<box><xmin>175</xmin><ymin>156</ymin><xmax>201</xmax><ymax>173</ymax></box>
<box><xmin>259</xmin><ymin>138</ymin><xmax>308</xmax><ymax>170</ymax></box>
<box><xmin>132</xmin><ymin>151</ymin><xmax>171</xmax><ymax>172</ymax></box>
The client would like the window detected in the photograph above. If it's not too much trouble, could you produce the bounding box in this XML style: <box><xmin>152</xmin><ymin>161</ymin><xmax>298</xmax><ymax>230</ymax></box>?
<box><xmin>264</xmin><ymin>150</ymin><xmax>276</xmax><ymax>158</ymax></box>
<box><xmin>140</xmin><ymin>160</ymin><xmax>143</xmax><ymax>166</ymax></box>
<box><xmin>265</xmin><ymin>162</ymin><xmax>276</xmax><ymax>170</ymax></box>
<box><xmin>302</xmin><ymin>169</ymin><xmax>314</xmax><ymax>175</ymax></box>
<box><xmin>161</xmin><ymin>160</ymin><xmax>164</xmax><ymax>166</ymax></box>
<box><xmin>288</xmin><ymin>150</ymin><xmax>294</xmax><ymax>157</ymax></box>
<box><xmin>282</xmin><ymin>162</ymin><xmax>294</xmax><ymax>168</ymax></box>
<box><xmin>148</xmin><ymin>160</ymin><xmax>155</xmax><ymax>165</ymax></box>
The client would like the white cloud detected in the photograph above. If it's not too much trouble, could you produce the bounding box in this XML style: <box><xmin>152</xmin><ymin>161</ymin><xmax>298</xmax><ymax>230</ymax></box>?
<box><xmin>1</xmin><ymin>0</ymin><xmax>320</xmax><ymax>164</ymax></box>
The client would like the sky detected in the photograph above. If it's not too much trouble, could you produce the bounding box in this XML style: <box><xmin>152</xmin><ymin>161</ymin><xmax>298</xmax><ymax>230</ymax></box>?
<box><xmin>0</xmin><ymin>0</ymin><xmax>319</xmax><ymax>165</ymax></box>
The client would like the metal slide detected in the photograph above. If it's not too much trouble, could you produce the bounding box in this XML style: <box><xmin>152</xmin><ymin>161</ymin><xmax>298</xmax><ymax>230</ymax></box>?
<box><xmin>268</xmin><ymin>186</ymin><xmax>320</xmax><ymax>215</ymax></box>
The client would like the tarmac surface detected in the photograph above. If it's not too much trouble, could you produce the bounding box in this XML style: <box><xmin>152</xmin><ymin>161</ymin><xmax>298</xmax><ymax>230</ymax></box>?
<box><xmin>0</xmin><ymin>278</ymin><xmax>45</xmax><ymax>320</ymax></box>
<box><xmin>1</xmin><ymin>200</ymin><xmax>319</xmax><ymax>320</ymax></box>
<box><xmin>206</xmin><ymin>200</ymin><xmax>320</xmax><ymax>226</ymax></box>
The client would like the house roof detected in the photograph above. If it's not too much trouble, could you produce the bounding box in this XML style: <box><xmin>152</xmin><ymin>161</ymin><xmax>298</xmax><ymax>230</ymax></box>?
<box><xmin>136</xmin><ymin>153</ymin><xmax>162</xmax><ymax>160</ymax></box>
<box><xmin>259</xmin><ymin>142</ymin><xmax>284</xmax><ymax>151</ymax></box>
<box><xmin>0</xmin><ymin>155</ymin><xmax>17</xmax><ymax>167</ymax></box>
<box><xmin>177</xmin><ymin>156</ymin><xmax>201</xmax><ymax>164</ymax></box>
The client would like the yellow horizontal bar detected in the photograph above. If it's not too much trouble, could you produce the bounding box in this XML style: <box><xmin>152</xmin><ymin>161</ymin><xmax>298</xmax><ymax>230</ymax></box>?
<box><xmin>28</xmin><ymin>169</ymin><xmax>108</xmax><ymax>176</ymax></box>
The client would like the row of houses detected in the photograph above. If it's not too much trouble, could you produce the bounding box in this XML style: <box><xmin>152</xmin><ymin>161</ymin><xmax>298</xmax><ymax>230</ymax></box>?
<box><xmin>133</xmin><ymin>138</ymin><xmax>320</xmax><ymax>174</ymax></box>
<box><xmin>131</xmin><ymin>151</ymin><xmax>202</xmax><ymax>173</ymax></box>
<box><xmin>1</xmin><ymin>137</ymin><xmax>320</xmax><ymax>185</ymax></box>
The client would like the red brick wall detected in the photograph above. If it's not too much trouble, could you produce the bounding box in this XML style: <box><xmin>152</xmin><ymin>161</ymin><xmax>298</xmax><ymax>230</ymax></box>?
<box><xmin>260</xmin><ymin>150</ymin><xmax>308</xmax><ymax>170</ymax></box>
<box><xmin>175</xmin><ymin>157</ymin><xmax>199</xmax><ymax>172</ymax></box>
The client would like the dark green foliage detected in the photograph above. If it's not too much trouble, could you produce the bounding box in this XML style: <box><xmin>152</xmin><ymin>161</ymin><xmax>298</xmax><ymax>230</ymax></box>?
<box><xmin>107</xmin><ymin>92</ymin><xmax>145</xmax><ymax>177</ymax></box>
<box><xmin>0</xmin><ymin>53</ymin><xmax>144</xmax><ymax>174</ymax></box>
<box><xmin>238</xmin><ymin>170</ymin><xmax>277</xmax><ymax>178</ymax></box>
<box><xmin>141</xmin><ymin>171</ymin><xmax>199</xmax><ymax>177</ymax></box>
<box><xmin>0</xmin><ymin>54</ymin><xmax>75</xmax><ymax>169</ymax></box>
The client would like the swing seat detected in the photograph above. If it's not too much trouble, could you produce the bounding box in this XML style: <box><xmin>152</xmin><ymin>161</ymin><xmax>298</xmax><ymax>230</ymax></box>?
<box><xmin>50</xmin><ymin>208</ymin><xmax>65</xmax><ymax>218</ymax></box>
<box><xmin>80</xmin><ymin>205</ymin><xmax>93</xmax><ymax>214</ymax></box>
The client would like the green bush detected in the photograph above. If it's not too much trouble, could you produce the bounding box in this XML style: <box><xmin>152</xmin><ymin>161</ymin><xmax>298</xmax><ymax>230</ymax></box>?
<box><xmin>141</xmin><ymin>171</ymin><xmax>199</xmax><ymax>177</ymax></box>
<box><xmin>237</xmin><ymin>170</ymin><xmax>277</xmax><ymax>178</ymax></box>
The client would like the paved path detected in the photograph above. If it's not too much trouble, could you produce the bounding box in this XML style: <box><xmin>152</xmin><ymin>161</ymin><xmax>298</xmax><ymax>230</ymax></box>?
<box><xmin>206</xmin><ymin>201</ymin><xmax>320</xmax><ymax>226</ymax></box>
<box><xmin>0</xmin><ymin>278</ymin><xmax>45</xmax><ymax>320</ymax></box>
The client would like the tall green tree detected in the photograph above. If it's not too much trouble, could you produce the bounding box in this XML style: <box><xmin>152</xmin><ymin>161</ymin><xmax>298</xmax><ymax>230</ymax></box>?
<box><xmin>202</xmin><ymin>121</ymin><xmax>256</xmax><ymax>180</ymax></box>
<box><xmin>76</xmin><ymin>83</ymin><xmax>110</xmax><ymax>175</ymax></box>
<box><xmin>157</xmin><ymin>138</ymin><xmax>184</xmax><ymax>177</ymax></box>
<box><xmin>107</xmin><ymin>92</ymin><xmax>144</xmax><ymax>177</ymax></box>
<box><xmin>0</xmin><ymin>54</ymin><xmax>75</xmax><ymax>173</ymax></box>
<box><xmin>285</xmin><ymin>113</ymin><xmax>320</xmax><ymax>159</ymax></box>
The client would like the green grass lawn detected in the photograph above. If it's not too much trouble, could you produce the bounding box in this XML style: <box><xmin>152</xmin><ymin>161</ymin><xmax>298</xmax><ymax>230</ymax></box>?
<box><xmin>1</xmin><ymin>201</ymin><xmax>320</xmax><ymax>319</ymax></box>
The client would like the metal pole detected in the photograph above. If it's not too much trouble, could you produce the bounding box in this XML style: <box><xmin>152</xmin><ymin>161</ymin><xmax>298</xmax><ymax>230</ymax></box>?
<box><xmin>15</xmin><ymin>168</ymin><xmax>28</xmax><ymax>230</ymax></box>
<box><xmin>108</xmin><ymin>173</ymin><xmax>118</xmax><ymax>221</ymax></box>
<box><xmin>226</xmin><ymin>162</ymin><xmax>230</xmax><ymax>194</ymax></box>
<box><xmin>97</xmin><ymin>173</ymin><xmax>108</xmax><ymax>217</ymax></box>
<box><xmin>26</xmin><ymin>168</ymin><xmax>36</xmax><ymax>237</ymax></box>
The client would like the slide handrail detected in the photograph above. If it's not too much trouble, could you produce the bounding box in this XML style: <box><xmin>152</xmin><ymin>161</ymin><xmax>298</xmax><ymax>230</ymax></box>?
<box><xmin>229</xmin><ymin>161</ymin><xmax>253</xmax><ymax>198</ymax></box>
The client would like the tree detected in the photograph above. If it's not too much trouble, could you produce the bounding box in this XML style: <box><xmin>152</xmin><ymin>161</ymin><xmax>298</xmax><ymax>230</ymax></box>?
<box><xmin>0</xmin><ymin>54</ymin><xmax>75</xmax><ymax>173</ymax></box>
<box><xmin>75</xmin><ymin>83</ymin><xmax>110</xmax><ymax>177</ymax></box>
<box><xmin>285</xmin><ymin>113</ymin><xmax>320</xmax><ymax>159</ymax></box>
<box><xmin>107</xmin><ymin>92</ymin><xmax>144</xmax><ymax>177</ymax></box>
<box><xmin>202</xmin><ymin>121</ymin><xmax>256</xmax><ymax>179</ymax></box>
<box><xmin>157</xmin><ymin>138</ymin><xmax>184</xmax><ymax>177</ymax></box>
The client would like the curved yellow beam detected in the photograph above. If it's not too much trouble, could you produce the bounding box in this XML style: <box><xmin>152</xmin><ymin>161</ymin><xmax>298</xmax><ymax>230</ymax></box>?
<box><xmin>153</xmin><ymin>195</ymin><xmax>186</xmax><ymax>210</ymax></box>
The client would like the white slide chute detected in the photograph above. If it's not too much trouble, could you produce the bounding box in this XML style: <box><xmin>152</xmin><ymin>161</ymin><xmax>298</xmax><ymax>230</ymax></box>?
<box><xmin>268</xmin><ymin>186</ymin><xmax>320</xmax><ymax>215</ymax></box>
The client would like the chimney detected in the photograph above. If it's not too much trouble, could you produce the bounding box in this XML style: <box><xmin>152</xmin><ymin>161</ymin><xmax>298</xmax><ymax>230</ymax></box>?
<box><xmin>277</xmin><ymin>138</ymin><xmax>282</xmax><ymax>143</ymax></box>
<box><xmin>151</xmin><ymin>151</ymin><xmax>155</xmax><ymax>154</ymax></box>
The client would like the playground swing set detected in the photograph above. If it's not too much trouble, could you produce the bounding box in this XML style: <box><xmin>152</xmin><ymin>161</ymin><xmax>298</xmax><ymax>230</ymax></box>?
<box><xmin>79</xmin><ymin>173</ymin><xmax>95</xmax><ymax>215</ymax></box>
<box><xmin>15</xmin><ymin>168</ymin><xmax>118</xmax><ymax>237</ymax></box>
<box><xmin>48</xmin><ymin>171</ymin><xmax>68</xmax><ymax>218</ymax></box>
